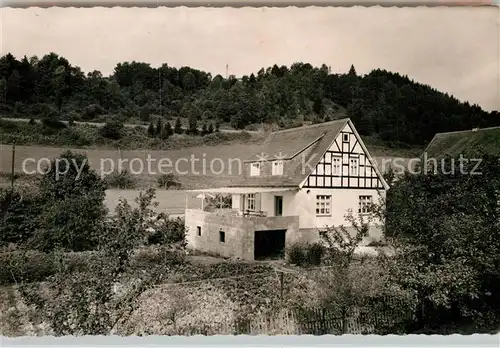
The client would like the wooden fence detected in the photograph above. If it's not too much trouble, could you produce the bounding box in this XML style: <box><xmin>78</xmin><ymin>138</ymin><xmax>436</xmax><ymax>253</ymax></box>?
<box><xmin>173</xmin><ymin>304</ymin><xmax>415</xmax><ymax>336</ymax></box>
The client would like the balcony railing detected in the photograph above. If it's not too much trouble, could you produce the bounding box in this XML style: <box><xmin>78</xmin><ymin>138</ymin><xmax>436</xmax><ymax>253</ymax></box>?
<box><xmin>242</xmin><ymin>210</ymin><xmax>268</xmax><ymax>217</ymax></box>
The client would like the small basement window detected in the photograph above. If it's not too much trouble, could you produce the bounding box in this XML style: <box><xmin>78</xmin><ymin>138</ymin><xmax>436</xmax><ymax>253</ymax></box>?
<box><xmin>197</xmin><ymin>226</ymin><xmax>201</xmax><ymax>236</ymax></box>
<box><xmin>219</xmin><ymin>230</ymin><xmax>226</xmax><ymax>243</ymax></box>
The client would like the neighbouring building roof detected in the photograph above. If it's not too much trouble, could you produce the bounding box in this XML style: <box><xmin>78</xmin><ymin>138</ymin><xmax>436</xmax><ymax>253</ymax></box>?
<box><xmin>229</xmin><ymin>118</ymin><xmax>350</xmax><ymax>188</ymax></box>
<box><xmin>424</xmin><ymin>126</ymin><xmax>500</xmax><ymax>160</ymax></box>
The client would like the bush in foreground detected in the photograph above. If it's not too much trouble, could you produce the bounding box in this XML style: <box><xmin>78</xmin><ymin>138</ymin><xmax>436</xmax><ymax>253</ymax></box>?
<box><xmin>286</xmin><ymin>242</ymin><xmax>325</xmax><ymax>267</ymax></box>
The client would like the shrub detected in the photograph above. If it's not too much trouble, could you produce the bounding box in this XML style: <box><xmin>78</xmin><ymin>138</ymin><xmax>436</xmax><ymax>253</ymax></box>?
<box><xmin>99</xmin><ymin>120</ymin><xmax>124</xmax><ymax>140</ymax></box>
<box><xmin>203</xmin><ymin>194</ymin><xmax>231</xmax><ymax>211</ymax></box>
<box><xmin>82</xmin><ymin>104</ymin><xmax>106</xmax><ymax>120</ymax></box>
<box><xmin>0</xmin><ymin>188</ymin><xmax>42</xmax><ymax>246</ymax></box>
<box><xmin>286</xmin><ymin>242</ymin><xmax>326</xmax><ymax>267</ymax></box>
<box><xmin>286</xmin><ymin>242</ymin><xmax>308</xmax><ymax>266</ymax></box>
<box><xmin>104</xmin><ymin>170</ymin><xmax>136</xmax><ymax>189</ymax></box>
<box><xmin>157</xmin><ymin>173</ymin><xmax>181</xmax><ymax>189</ymax></box>
<box><xmin>0</xmin><ymin>118</ymin><xmax>19</xmax><ymax>131</ymax></box>
<box><xmin>41</xmin><ymin>117</ymin><xmax>66</xmax><ymax>129</ymax></box>
<box><xmin>66</xmin><ymin>110</ymin><xmax>81</xmax><ymax>123</ymax></box>
<box><xmin>29</xmin><ymin>103</ymin><xmax>58</xmax><ymax>118</ymax></box>
<box><xmin>307</xmin><ymin>242</ymin><xmax>326</xmax><ymax>266</ymax></box>
<box><xmin>0</xmin><ymin>250</ymin><xmax>57</xmax><ymax>285</ymax></box>
<box><xmin>132</xmin><ymin>246</ymin><xmax>186</xmax><ymax>269</ymax></box>
<box><xmin>147</xmin><ymin>215</ymin><xmax>187</xmax><ymax>247</ymax></box>
<box><xmin>245</xmin><ymin>124</ymin><xmax>259</xmax><ymax>131</ymax></box>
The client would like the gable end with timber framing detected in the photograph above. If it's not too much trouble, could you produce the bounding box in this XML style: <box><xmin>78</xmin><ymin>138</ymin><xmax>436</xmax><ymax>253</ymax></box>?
<box><xmin>301</xmin><ymin>120</ymin><xmax>387</xmax><ymax>190</ymax></box>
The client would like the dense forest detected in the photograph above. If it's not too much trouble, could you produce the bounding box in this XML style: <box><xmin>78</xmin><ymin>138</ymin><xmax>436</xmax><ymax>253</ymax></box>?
<box><xmin>0</xmin><ymin>52</ymin><xmax>498</xmax><ymax>146</ymax></box>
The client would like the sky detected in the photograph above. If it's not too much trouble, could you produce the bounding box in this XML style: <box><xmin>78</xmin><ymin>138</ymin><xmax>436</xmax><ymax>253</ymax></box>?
<box><xmin>1</xmin><ymin>6</ymin><xmax>499</xmax><ymax>111</ymax></box>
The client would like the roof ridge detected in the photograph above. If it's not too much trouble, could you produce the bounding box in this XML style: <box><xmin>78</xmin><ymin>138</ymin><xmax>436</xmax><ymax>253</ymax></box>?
<box><xmin>269</xmin><ymin>118</ymin><xmax>349</xmax><ymax>135</ymax></box>
<box><xmin>434</xmin><ymin>125</ymin><xmax>500</xmax><ymax>137</ymax></box>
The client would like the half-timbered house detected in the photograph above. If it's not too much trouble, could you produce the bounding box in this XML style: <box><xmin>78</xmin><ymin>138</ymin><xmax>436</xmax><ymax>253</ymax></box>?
<box><xmin>185</xmin><ymin>118</ymin><xmax>389</xmax><ymax>260</ymax></box>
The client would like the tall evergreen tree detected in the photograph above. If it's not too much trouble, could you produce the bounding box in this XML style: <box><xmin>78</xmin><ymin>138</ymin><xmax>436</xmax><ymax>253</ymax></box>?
<box><xmin>165</xmin><ymin>121</ymin><xmax>173</xmax><ymax>136</ymax></box>
<box><xmin>160</xmin><ymin>124</ymin><xmax>169</xmax><ymax>140</ymax></box>
<box><xmin>187</xmin><ymin>115</ymin><xmax>198</xmax><ymax>135</ymax></box>
<box><xmin>147</xmin><ymin>122</ymin><xmax>155</xmax><ymax>137</ymax></box>
<box><xmin>155</xmin><ymin>117</ymin><xmax>163</xmax><ymax>137</ymax></box>
<box><xmin>348</xmin><ymin>64</ymin><xmax>357</xmax><ymax>76</ymax></box>
<box><xmin>174</xmin><ymin>118</ymin><xmax>183</xmax><ymax>134</ymax></box>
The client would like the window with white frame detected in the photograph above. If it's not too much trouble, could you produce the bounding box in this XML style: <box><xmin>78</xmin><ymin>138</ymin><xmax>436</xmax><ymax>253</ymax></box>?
<box><xmin>332</xmin><ymin>156</ymin><xmax>341</xmax><ymax>175</ymax></box>
<box><xmin>316</xmin><ymin>195</ymin><xmax>332</xmax><ymax>216</ymax></box>
<box><xmin>349</xmin><ymin>157</ymin><xmax>359</xmax><ymax>176</ymax></box>
<box><xmin>246</xmin><ymin>193</ymin><xmax>256</xmax><ymax>211</ymax></box>
<box><xmin>272</xmin><ymin>160</ymin><xmax>284</xmax><ymax>176</ymax></box>
<box><xmin>250</xmin><ymin>162</ymin><xmax>260</xmax><ymax>176</ymax></box>
<box><xmin>358</xmin><ymin>195</ymin><xmax>373</xmax><ymax>214</ymax></box>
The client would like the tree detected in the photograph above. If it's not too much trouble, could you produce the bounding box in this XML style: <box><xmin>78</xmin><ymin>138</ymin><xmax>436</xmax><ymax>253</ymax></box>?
<box><xmin>174</xmin><ymin>118</ymin><xmax>183</xmax><ymax>134</ymax></box>
<box><xmin>0</xmin><ymin>187</ymin><xmax>42</xmax><ymax>246</ymax></box>
<box><xmin>201</xmin><ymin>123</ymin><xmax>208</xmax><ymax>136</ymax></box>
<box><xmin>379</xmin><ymin>153</ymin><xmax>500</xmax><ymax>333</ymax></box>
<box><xmin>164</xmin><ymin>122</ymin><xmax>173</xmax><ymax>137</ymax></box>
<box><xmin>99</xmin><ymin>120</ymin><xmax>124</xmax><ymax>140</ymax></box>
<box><xmin>18</xmin><ymin>188</ymin><xmax>171</xmax><ymax>336</ymax></box>
<box><xmin>348</xmin><ymin>64</ymin><xmax>357</xmax><ymax>76</ymax></box>
<box><xmin>34</xmin><ymin>151</ymin><xmax>107</xmax><ymax>251</ymax></box>
<box><xmin>155</xmin><ymin>117</ymin><xmax>163</xmax><ymax>138</ymax></box>
<box><xmin>182</xmin><ymin>71</ymin><xmax>196</xmax><ymax>91</ymax></box>
<box><xmin>187</xmin><ymin>115</ymin><xmax>198</xmax><ymax>135</ymax></box>
<box><xmin>315</xmin><ymin>212</ymin><xmax>372</xmax><ymax>332</ymax></box>
<box><xmin>0</xmin><ymin>54</ymin><xmax>497</xmax><ymax>149</ymax></box>
<box><xmin>147</xmin><ymin>122</ymin><xmax>155</xmax><ymax>137</ymax></box>
<box><xmin>160</xmin><ymin>124</ymin><xmax>170</xmax><ymax>140</ymax></box>
<box><xmin>104</xmin><ymin>169</ymin><xmax>136</xmax><ymax>189</ymax></box>
<box><xmin>208</xmin><ymin>123</ymin><xmax>214</xmax><ymax>134</ymax></box>
<box><xmin>157</xmin><ymin>173</ymin><xmax>181</xmax><ymax>190</ymax></box>
<box><xmin>215</xmin><ymin>120</ymin><xmax>221</xmax><ymax>132</ymax></box>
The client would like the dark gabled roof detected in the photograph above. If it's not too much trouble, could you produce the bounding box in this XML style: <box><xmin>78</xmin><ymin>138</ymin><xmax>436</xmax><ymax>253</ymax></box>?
<box><xmin>245</xmin><ymin>119</ymin><xmax>348</xmax><ymax>162</ymax></box>
<box><xmin>424</xmin><ymin>126</ymin><xmax>500</xmax><ymax>160</ymax></box>
<box><xmin>229</xmin><ymin>119</ymin><xmax>349</xmax><ymax>187</ymax></box>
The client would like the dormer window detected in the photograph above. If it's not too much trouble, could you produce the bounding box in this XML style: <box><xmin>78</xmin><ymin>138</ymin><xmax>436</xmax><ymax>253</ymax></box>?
<box><xmin>250</xmin><ymin>162</ymin><xmax>261</xmax><ymax>176</ymax></box>
<box><xmin>272</xmin><ymin>160</ymin><xmax>284</xmax><ymax>176</ymax></box>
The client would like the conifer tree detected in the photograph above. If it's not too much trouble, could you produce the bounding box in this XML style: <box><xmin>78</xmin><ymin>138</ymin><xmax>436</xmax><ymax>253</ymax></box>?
<box><xmin>174</xmin><ymin>118</ymin><xmax>183</xmax><ymax>134</ymax></box>
<box><xmin>147</xmin><ymin>122</ymin><xmax>155</xmax><ymax>137</ymax></box>
<box><xmin>155</xmin><ymin>117</ymin><xmax>163</xmax><ymax>137</ymax></box>
<box><xmin>165</xmin><ymin>121</ymin><xmax>173</xmax><ymax>136</ymax></box>
<box><xmin>160</xmin><ymin>124</ymin><xmax>169</xmax><ymax>140</ymax></box>
<box><xmin>187</xmin><ymin>115</ymin><xmax>198</xmax><ymax>135</ymax></box>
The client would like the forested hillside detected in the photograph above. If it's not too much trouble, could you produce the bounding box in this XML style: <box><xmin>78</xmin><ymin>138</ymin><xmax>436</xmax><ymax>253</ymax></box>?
<box><xmin>1</xmin><ymin>52</ymin><xmax>498</xmax><ymax>147</ymax></box>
